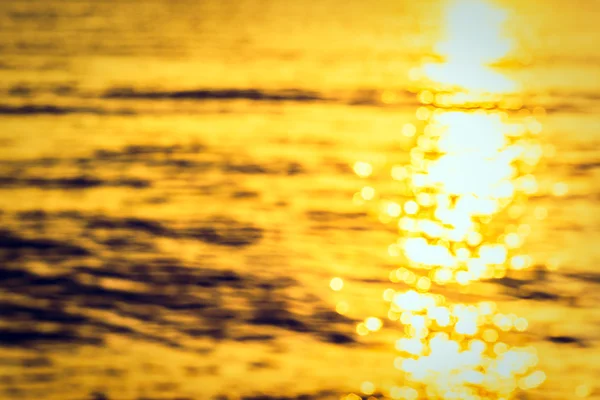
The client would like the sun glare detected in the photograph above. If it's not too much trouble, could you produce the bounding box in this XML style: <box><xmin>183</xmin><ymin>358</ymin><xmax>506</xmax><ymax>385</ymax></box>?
<box><xmin>347</xmin><ymin>1</ymin><xmax>546</xmax><ymax>398</ymax></box>
<box><xmin>422</xmin><ymin>0</ymin><xmax>516</xmax><ymax>93</ymax></box>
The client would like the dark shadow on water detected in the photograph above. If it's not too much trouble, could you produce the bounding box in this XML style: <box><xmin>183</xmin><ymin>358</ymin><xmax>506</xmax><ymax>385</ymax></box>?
<box><xmin>0</xmin><ymin>176</ymin><xmax>151</xmax><ymax>189</ymax></box>
<box><xmin>0</xmin><ymin>210</ymin><xmax>358</xmax><ymax>351</ymax></box>
<box><xmin>0</xmin><ymin>104</ymin><xmax>135</xmax><ymax>116</ymax></box>
<box><xmin>103</xmin><ymin>87</ymin><xmax>325</xmax><ymax>102</ymax></box>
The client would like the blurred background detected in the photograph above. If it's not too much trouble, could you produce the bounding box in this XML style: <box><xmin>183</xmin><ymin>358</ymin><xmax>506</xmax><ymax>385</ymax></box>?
<box><xmin>0</xmin><ymin>0</ymin><xmax>599</xmax><ymax>399</ymax></box>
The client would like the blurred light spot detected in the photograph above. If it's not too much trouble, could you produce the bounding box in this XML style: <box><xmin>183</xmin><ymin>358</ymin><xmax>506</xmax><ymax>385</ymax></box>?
<box><xmin>416</xmin><ymin>106</ymin><xmax>432</xmax><ymax>121</ymax></box>
<box><xmin>330</xmin><ymin>277</ymin><xmax>344</xmax><ymax>291</ymax></box>
<box><xmin>354</xmin><ymin>161</ymin><xmax>373</xmax><ymax>177</ymax></box>
<box><xmin>534</xmin><ymin>206</ymin><xmax>548</xmax><ymax>220</ymax></box>
<box><xmin>391</xmin><ymin>165</ymin><xmax>408</xmax><ymax>181</ymax></box>
<box><xmin>360</xmin><ymin>381</ymin><xmax>375</xmax><ymax>395</ymax></box>
<box><xmin>510</xmin><ymin>255</ymin><xmax>528</xmax><ymax>270</ymax></box>
<box><xmin>403</xmin><ymin>123</ymin><xmax>417</xmax><ymax>137</ymax></box>
<box><xmin>515</xmin><ymin>317</ymin><xmax>528</xmax><ymax>332</ymax></box>
<box><xmin>416</xmin><ymin>276</ymin><xmax>431</xmax><ymax>292</ymax></box>
<box><xmin>547</xmin><ymin>255</ymin><xmax>562</xmax><ymax>271</ymax></box>
<box><xmin>356</xmin><ymin>323</ymin><xmax>369</xmax><ymax>336</ymax></box>
<box><xmin>504</xmin><ymin>232</ymin><xmax>521</xmax><ymax>248</ymax></box>
<box><xmin>361</xmin><ymin>186</ymin><xmax>376</xmax><ymax>200</ymax></box>
<box><xmin>336</xmin><ymin>301</ymin><xmax>349</xmax><ymax>315</ymax></box>
<box><xmin>576</xmin><ymin>384</ymin><xmax>592</xmax><ymax>398</ymax></box>
<box><xmin>552</xmin><ymin>182</ymin><xmax>569</xmax><ymax>197</ymax></box>
<box><xmin>419</xmin><ymin>90</ymin><xmax>434</xmax><ymax>105</ymax></box>
<box><xmin>383</xmin><ymin>288</ymin><xmax>396</xmax><ymax>302</ymax></box>
<box><xmin>365</xmin><ymin>317</ymin><xmax>383</xmax><ymax>332</ymax></box>
<box><xmin>404</xmin><ymin>200</ymin><xmax>419</xmax><ymax>215</ymax></box>
<box><xmin>386</xmin><ymin>202</ymin><xmax>402</xmax><ymax>217</ymax></box>
<box><xmin>483</xmin><ymin>329</ymin><xmax>499</xmax><ymax>343</ymax></box>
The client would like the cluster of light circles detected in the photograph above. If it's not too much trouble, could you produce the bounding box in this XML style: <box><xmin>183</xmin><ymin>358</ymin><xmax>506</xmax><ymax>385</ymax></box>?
<box><xmin>376</xmin><ymin>107</ymin><xmax>544</xmax><ymax>285</ymax></box>
<box><xmin>342</xmin><ymin>1</ymin><xmax>549</xmax><ymax>399</ymax></box>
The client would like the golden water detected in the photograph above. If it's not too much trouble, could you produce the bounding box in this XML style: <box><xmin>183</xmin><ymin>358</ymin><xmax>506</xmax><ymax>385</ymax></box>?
<box><xmin>0</xmin><ymin>0</ymin><xmax>599</xmax><ymax>399</ymax></box>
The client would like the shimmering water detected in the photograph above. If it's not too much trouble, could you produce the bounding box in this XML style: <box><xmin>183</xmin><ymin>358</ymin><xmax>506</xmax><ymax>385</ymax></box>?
<box><xmin>0</xmin><ymin>0</ymin><xmax>599</xmax><ymax>399</ymax></box>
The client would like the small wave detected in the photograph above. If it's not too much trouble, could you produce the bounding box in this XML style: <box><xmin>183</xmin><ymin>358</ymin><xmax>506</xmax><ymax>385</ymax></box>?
<box><xmin>103</xmin><ymin>87</ymin><xmax>326</xmax><ymax>102</ymax></box>
<box><xmin>0</xmin><ymin>229</ymin><xmax>91</xmax><ymax>257</ymax></box>
<box><xmin>0</xmin><ymin>176</ymin><xmax>151</xmax><ymax>189</ymax></box>
<box><xmin>102</xmin><ymin>86</ymin><xmax>421</xmax><ymax>108</ymax></box>
<box><xmin>0</xmin><ymin>104</ymin><xmax>134</xmax><ymax>116</ymax></box>
<box><xmin>0</xmin><ymin>208</ymin><xmax>359</xmax><ymax>350</ymax></box>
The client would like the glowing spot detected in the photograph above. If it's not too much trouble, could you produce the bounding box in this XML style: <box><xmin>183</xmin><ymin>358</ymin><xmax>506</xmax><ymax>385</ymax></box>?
<box><xmin>409</xmin><ymin>67</ymin><xmax>422</xmax><ymax>81</ymax></box>
<box><xmin>353</xmin><ymin>161</ymin><xmax>373</xmax><ymax>178</ymax></box>
<box><xmin>576</xmin><ymin>384</ymin><xmax>592</xmax><ymax>398</ymax></box>
<box><xmin>519</xmin><ymin>370</ymin><xmax>546</xmax><ymax>389</ymax></box>
<box><xmin>360</xmin><ymin>381</ymin><xmax>375</xmax><ymax>395</ymax></box>
<box><xmin>493</xmin><ymin>313</ymin><xmax>513</xmax><ymax>331</ymax></box>
<box><xmin>479</xmin><ymin>301</ymin><xmax>496</xmax><ymax>315</ymax></box>
<box><xmin>456</xmin><ymin>271</ymin><xmax>470</xmax><ymax>285</ymax></box>
<box><xmin>388</xmin><ymin>310</ymin><xmax>400</xmax><ymax>321</ymax></box>
<box><xmin>434</xmin><ymin>268</ymin><xmax>453</xmax><ymax>285</ymax></box>
<box><xmin>400</xmin><ymin>311</ymin><xmax>413</xmax><ymax>325</ymax></box>
<box><xmin>416</xmin><ymin>192</ymin><xmax>433</xmax><ymax>206</ymax></box>
<box><xmin>456</xmin><ymin>247</ymin><xmax>470</xmax><ymax>261</ymax></box>
<box><xmin>356</xmin><ymin>323</ymin><xmax>369</xmax><ymax>336</ymax></box>
<box><xmin>534</xmin><ymin>206</ymin><xmax>548</xmax><ymax>220</ymax></box>
<box><xmin>455</xmin><ymin>317</ymin><xmax>477</xmax><ymax>335</ymax></box>
<box><xmin>361</xmin><ymin>186</ymin><xmax>376</xmax><ymax>201</ymax></box>
<box><xmin>467</xmin><ymin>232</ymin><xmax>483</xmax><ymax>246</ymax></box>
<box><xmin>419</xmin><ymin>90</ymin><xmax>434</xmax><ymax>105</ymax></box>
<box><xmin>517</xmin><ymin>224</ymin><xmax>531</xmax><ymax>236</ymax></box>
<box><xmin>383</xmin><ymin>288</ymin><xmax>396</xmax><ymax>302</ymax></box>
<box><xmin>330</xmin><ymin>277</ymin><xmax>344</xmax><ymax>291</ymax></box>
<box><xmin>388</xmin><ymin>244</ymin><xmax>401</xmax><ymax>258</ymax></box>
<box><xmin>519</xmin><ymin>174</ymin><xmax>538</xmax><ymax>195</ymax></box>
<box><xmin>416</xmin><ymin>276</ymin><xmax>431</xmax><ymax>292</ymax></box>
<box><xmin>483</xmin><ymin>329</ymin><xmax>499</xmax><ymax>343</ymax></box>
<box><xmin>479</xmin><ymin>245</ymin><xmax>507</xmax><ymax>264</ymax></box>
<box><xmin>352</xmin><ymin>192</ymin><xmax>365</xmax><ymax>206</ymax></box>
<box><xmin>423</xmin><ymin>0</ymin><xmax>516</xmax><ymax>93</ymax></box>
<box><xmin>515</xmin><ymin>317</ymin><xmax>528</xmax><ymax>332</ymax></box>
<box><xmin>430</xmin><ymin>306</ymin><xmax>451</xmax><ymax>327</ymax></box>
<box><xmin>508</xmin><ymin>204</ymin><xmax>525</xmax><ymax>219</ymax></box>
<box><xmin>404</xmin><ymin>270</ymin><xmax>417</xmax><ymax>285</ymax></box>
<box><xmin>493</xmin><ymin>342</ymin><xmax>508</xmax><ymax>355</ymax></box>
<box><xmin>393</xmin><ymin>357</ymin><xmax>404</xmax><ymax>370</ymax></box>
<box><xmin>528</xmin><ymin>119</ymin><xmax>543</xmax><ymax>134</ymax></box>
<box><xmin>391</xmin><ymin>165</ymin><xmax>408</xmax><ymax>181</ymax></box>
<box><xmin>402</xmin><ymin>123</ymin><xmax>417</xmax><ymax>137</ymax></box>
<box><xmin>504</xmin><ymin>232</ymin><xmax>521</xmax><ymax>248</ymax></box>
<box><xmin>336</xmin><ymin>301</ymin><xmax>349</xmax><ymax>315</ymax></box>
<box><xmin>510</xmin><ymin>255</ymin><xmax>528</xmax><ymax>270</ymax></box>
<box><xmin>396</xmin><ymin>338</ymin><xmax>424</xmax><ymax>355</ymax></box>
<box><xmin>365</xmin><ymin>317</ymin><xmax>383</xmax><ymax>332</ymax></box>
<box><xmin>386</xmin><ymin>202</ymin><xmax>402</xmax><ymax>217</ymax></box>
<box><xmin>469</xmin><ymin>339</ymin><xmax>486</xmax><ymax>353</ymax></box>
<box><xmin>547</xmin><ymin>255</ymin><xmax>562</xmax><ymax>271</ymax></box>
<box><xmin>416</xmin><ymin>106</ymin><xmax>432</xmax><ymax>121</ymax></box>
<box><xmin>552</xmin><ymin>182</ymin><xmax>569</xmax><ymax>197</ymax></box>
<box><xmin>404</xmin><ymin>200</ymin><xmax>419</xmax><ymax>215</ymax></box>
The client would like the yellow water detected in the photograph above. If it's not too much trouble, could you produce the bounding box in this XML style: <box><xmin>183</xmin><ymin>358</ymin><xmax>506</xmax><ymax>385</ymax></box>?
<box><xmin>0</xmin><ymin>0</ymin><xmax>599</xmax><ymax>399</ymax></box>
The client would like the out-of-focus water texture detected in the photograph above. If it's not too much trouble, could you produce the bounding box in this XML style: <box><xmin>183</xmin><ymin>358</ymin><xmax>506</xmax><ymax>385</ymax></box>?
<box><xmin>0</xmin><ymin>0</ymin><xmax>599</xmax><ymax>399</ymax></box>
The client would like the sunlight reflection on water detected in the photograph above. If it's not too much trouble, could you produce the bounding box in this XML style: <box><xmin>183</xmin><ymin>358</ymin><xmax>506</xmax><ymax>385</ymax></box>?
<box><xmin>345</xmin><ymin>1</ymin><xmax>548</xmax><ymax>398</ymax></box>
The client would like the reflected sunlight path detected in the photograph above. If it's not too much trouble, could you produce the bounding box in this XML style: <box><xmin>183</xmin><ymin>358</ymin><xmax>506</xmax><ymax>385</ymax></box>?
<box><xmin>344</xmin><ymin>1</ymin><xmax>546</xmax><ymax>399</ymax></box>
